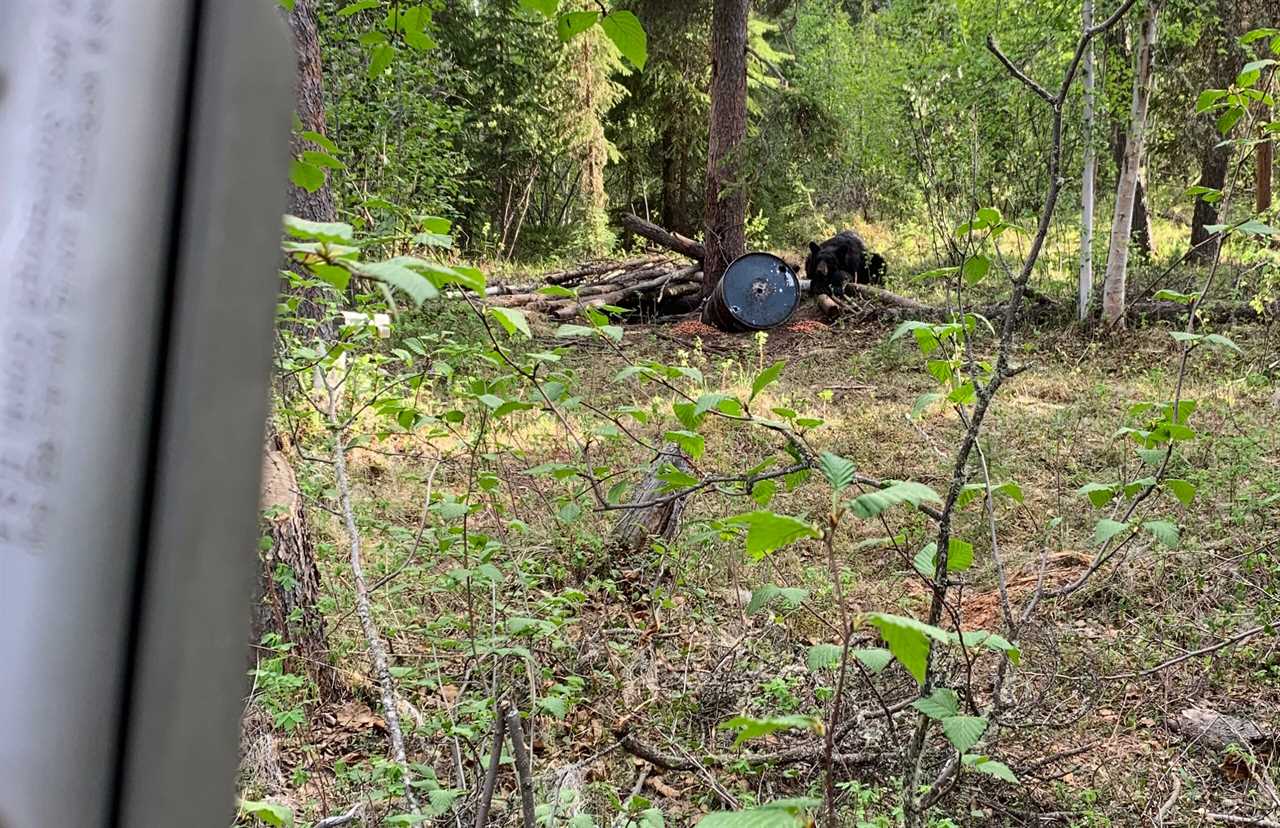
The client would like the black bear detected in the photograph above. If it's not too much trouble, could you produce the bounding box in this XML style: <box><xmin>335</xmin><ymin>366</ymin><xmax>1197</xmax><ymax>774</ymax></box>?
<box><xmin>805</xmin><ymin>231</ymin><xmax>886</xmax><ymax>298</ymax></box>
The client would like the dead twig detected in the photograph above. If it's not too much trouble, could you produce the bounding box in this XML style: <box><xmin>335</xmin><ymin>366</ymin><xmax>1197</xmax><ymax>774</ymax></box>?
<box><xmin>504</xmin><ymin>701</ymin><xmax>537</xmax><ymax>828</ymax></box>
<box><xmin>472</xmin><ymin>709</ymin><xmax>506</xmax><ymax>828</ymax></box>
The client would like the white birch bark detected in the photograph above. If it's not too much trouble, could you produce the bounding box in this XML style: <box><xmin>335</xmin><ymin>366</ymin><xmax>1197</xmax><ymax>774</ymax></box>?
<box><xmin>1102</xmin><ymin>1</ymin><xmax>1160</xmax><ymax>327</ymax></box>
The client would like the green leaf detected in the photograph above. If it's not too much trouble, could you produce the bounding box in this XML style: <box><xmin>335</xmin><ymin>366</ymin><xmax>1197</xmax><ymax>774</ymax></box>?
<box><xmin>358</xmin><ymin>260</ymin><xmax>439</xmax><ymax>306</ymax></box>
<box><xmin>848</xmin><ymin>481</ymin><xmax>942</xmax><ymax>519</ymax></box>
<box><xmin>555</xmin><ymin>324</ymin><xmax>595</xmax><ymax>338</ymax></box>
<box><xmin>299</xmin><ymin>130</ymin><xmax>340</xmax><ymax>155</ymax></box>
<box><xmin>600</xmin><ymin>10</ymin><xmax>647</xmax><ymax>69</ymax></box>
<box><xmin>976</xmin><ymin>206</ymin><xmax>1003</xmax><ymax>226</ymax></box>
<box><xmin>958</xmin><ymin>630</ymin><xmax>1020</xmax><ymax>664</ymax></box>
<box><xmin>538</xmin><ymin>284</ymin><xmax>577</xmax><ymax>298</ymax></box>
<box><xmin>656</xmin><ymin>463</ymin><xmax>698</xmax><ymax>492</ymax></box>
<box><xmin>488</xmin><ymin>307</ymin><xmax>531</xmax><ymax>339</ymax></box>
<box><xmin>962</xmin><ymin>255</ymin><xmax>991</xmax><ymax>285</ymax></box>
<box><xmin>726</xmin><ymin>511</ymin><xmax>820</xmax><ymax>560</ymax></box>
<box><xmin>1218</xmin><ymin>106</ymin><xmax>1244</xmax><ymax>135</ymax></box>
<box><xmin>1137</xmin><ymin>447</ymin><xmax>1167</xmax><ymax>466</ymax></box>
<box><xmin>1203</xmin><ymin>333</ymin><xmax>1242</xmax><ymax>353</ymax></box>
<box><xmin>817</xmin><ymin>452</ymin><xmax>856</xmax><ymax>492</ymax></box>
<box><xmin>750</xmin><ymin>361</ymin><xmax>784</xmax><ymax>401</ymax></box>
<box><xmin>288</xmin><ymin>159</ymin><xmax>324</xmax><ymax>192</ymax></box>
<box><xmin>284</xmin><ymin>215</ymin><xmax>355</xmax><ymax>244</ymax></box>
<box><xmin>694</xmin><ymin>392</ymin><xmax>732</xmax><ymax>416</ymax></box>
<box><xmin>751</xmin><ymin>478</ymin><xmax>777</xmax><ymax>506</ymax></box>
<box><xmin>1165</xmin><ymin>478</ymin><xmax>1196</xmax><ymax>506</ymax></box>
<box><xmin>368</xmin><ymin>42</ymin><xmax>396</xmax><ymax>77</ymax></box>
<box><xmin>964</xmin><ymin>755</ymin><xmax>1019</xmax><ymax>784</ymax></box>
<box><xmin>662</xmin><ymin>429</ymin><xmax>704</xmax><ymax>460</ymax></box>
<box><xmin>1143</xmin><ymin>519</ymin><xmax>1180</xmax><ymax>548</ymax></box>
<box><xmin>1154</xmin><ymin>289</ymin><xmax>1200</xmax><ymax>305</ymax></box>
<box><xmin>720</xmin><ymin>714</ymin><xmax>821</xmax><ymax>747</ymax></box>
<box><xmin>1094</xmin><ymin>518</ymin><xmax>1130</xmax><ymax>545</ymax></box>
<box><xmin>993</xmin><ymin>481</ymin><xmax>1024</xmax><ymax>503</ymax></box>
<box><xmin>310</xmin><ymin>263</ymin><xmax>351</xmax><ymax>292</ymax></box>
<box><xmin>947</xmin><ymin>538</ymin><xmax>974</xmax><ymax>571</ymax></box>
<box><xmin>337</xmin><ymin>0</ymin><xmax>379</xmax><ymax>15</ymax></box>
<box><xmin>912</xmin><ymin>542</ymin><xmax>938</xmax><ymax>578</ymax></box>
<box><xmin>1077</xmin><ymin>482</ymin><xmax>1117</xmax><ymax>508</ymax></box>
<box><xmin>866</xmin><ymin>613</ymin><xmax>950</xmax><ymax>684</ymax></box>
<box><xmin>942</xmin><ymin>716</ymin><xmax>988</xmax><ymax>753</ymax></box>
<box><xmin>744</xmin><ymin>584</ymin><xmax>808</xmax><ymax>616</ymax></box>
<box><xmin>911</xmin><ymin>392</ymin><xmax>943</xmax><ymax>419</ymax></box>
<box><xmin>536</xmin><ymin>696</ymin><xmax>568</xmax><ymax>720</ymax></box>
<box><xmin>697</xmin><ymin>807</ymin><xmax>809</xmax><ymax>828</ymax></box>
<box><xmin>518</xmin><ymin>0</ymin><xmax>557</xmax><ymax>17</ymax></box>
<box><xmin>1195</xmin><ymin>88</ymin><xmax>1227</xmax><ymax>112</ymax></box>
<box><xmin>385</xmin><ymin>815</ymin><xmax>430</xmax><ymax>826</ymax></box>
<box><xmin>239</xmin><ymin>799</ymin><xmax>293</xmax><ymax>828</ymax></box>
<box><xmin>911</xmin><ymin>687</ymin><xmax>960</xmax><ymax>720</ymax></box>
<box><xmin>852</xmin><ymin>647</ymin><xmax>894</xmax><ymax>674</ymax></box>
<box><xmin>806</xmin><ymin>643</ymin><xmax>842</xmax><ymax>671</ymax></box>
<box><xmin>557</xmin><ymin>10</ymin><xmax>599</xmax><ymax>40</ymax></box>
<box><xmin>414</xmin><ymin>231</ymin><xmax>453</xmax><ymax>248</ymax></box>
<box><xmin>1236</xmin><ymin>219</ymin><xmax>1276</xmax><ymax>237</ymax></box>
<box><xmin>301</xmin><ymin>149</ymin><xmax>343</xmax><ymax>170</ymax></box>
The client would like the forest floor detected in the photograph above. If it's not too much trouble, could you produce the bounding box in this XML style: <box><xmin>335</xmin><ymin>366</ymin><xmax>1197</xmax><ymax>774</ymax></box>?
<box><xmin>242</xmin><ymin>283</ymin><xmax>1280</xmax><ymax>827</ymax></box>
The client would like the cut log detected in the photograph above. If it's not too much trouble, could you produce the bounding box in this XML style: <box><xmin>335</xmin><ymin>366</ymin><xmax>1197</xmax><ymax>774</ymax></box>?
<box><xmin>620</xmin><ymin>213</ymin><xmax>706</xmax><ymax>262</ymax></box>
<box><xmin>608</xmin><ymin>444</ymin><xmax>693</xmax><ymax>554</ymax></box>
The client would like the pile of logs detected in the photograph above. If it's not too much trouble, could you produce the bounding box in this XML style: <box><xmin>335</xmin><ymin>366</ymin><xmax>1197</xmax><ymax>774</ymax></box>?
<box><xmin>478</xmin><ymin>211</ymin><xmax>1277</xmax><ymax>329</ymax></box>
<box><xmin>487</xmin><ymin>256</ymin><xmax>704</xmax><ymax>320</ymax></box>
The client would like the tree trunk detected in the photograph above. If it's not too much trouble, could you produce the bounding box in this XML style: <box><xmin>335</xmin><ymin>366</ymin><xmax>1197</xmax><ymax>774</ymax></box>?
<box><xmin>280</xmin><ymin>0</ymin><xmax>338</xmax><ymax>340</ymax></box>
<box><xmin>281</xmin><ymin>0</ymin><xmax>336</xmax><ymax>226</ymax></box>
<box><xmin>661</xmin><ymin>124</ymin><xmax>680</xmax><ymax>233</ymax></box>
<box><xmin>1079</xmin><ymin>0</ymin><xmax>1097</xmax><ymax>321</ymax></box>
<box><xmin>1102</xmin><ymin>3</ymin><xmax>1160</xmax><ymax>328</ymax></box>
<box><xmin>1258</xmin><ymin>137</ymin><xmax>1274</xmax><ymax>213</ymax></box>
<box><xmin>251</xmin><ymin>0</ymin><xmax>341</xmax><ymax>704</ymax></box>
<box><xmin>1110</xmin><ymin>125</ymin><xmax>1154</xmax><ymax>260</ymax></box>
<box><xmin>256</xmin><ymin>431</ymin><xmax>341</xmax><ymax>703</ymax></box>
<box><xmin>702</xmin><ymin>0</ymin><xmax>750</xmax><ymax>296</ymax></box>
<box><xmin>1190</xmin><ymin>142</ymin><xmax>1229</xmax><ymax>262</ymax></box>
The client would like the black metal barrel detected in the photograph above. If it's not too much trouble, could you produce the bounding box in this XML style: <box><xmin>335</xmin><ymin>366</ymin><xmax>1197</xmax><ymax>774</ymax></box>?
<box><xmin>701</xmin><ymin>252</ymin><xmax>800</xmax><ymax>332</ymax></box>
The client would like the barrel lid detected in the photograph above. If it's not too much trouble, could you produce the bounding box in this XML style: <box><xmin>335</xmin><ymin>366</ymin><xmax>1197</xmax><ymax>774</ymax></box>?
<box><xmin>718</xmin><ymin>252</ymin><xmax>799</xmax><ymax>330</ymax></box>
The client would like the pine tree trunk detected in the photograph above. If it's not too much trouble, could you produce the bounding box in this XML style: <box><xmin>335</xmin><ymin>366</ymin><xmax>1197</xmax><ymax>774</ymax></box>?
<box><xmin>1190</xmin><ymin>142</ymin><xmax>1229</xmax><ymax>262</ymax></box>
<box><xmin>1102</xmin><ymin>3</ymin><xmax>1160</xmax><ymax>328</ymax></box>
<box><xmin>702</xmin><ymin>0</ymin><xmax>750</xmax><ymax>296</ymax></box>
<box><xmin>574</xmin><ymin>27</ymin><xmax>611</xmax><ymax>254</ymax></box>
<box><xmin>281</xmin><ymin>0</ymin><xmax>336</xmax><ymax>225</ymax></box>
<box><xmin>661</xmin><ymin>124</ymin><xmax>679</xmax><ymax>232</ymax></box>
<box><xmin>279</xmin><ymin>0</ymin><xmax>338</xmax><ymax>340</ymax></box>
<box><xmin>1078</xmin><ymin>0</ymin><xmax>1097</xmax><ymax>321</ymax></box>
<box><xmin>250</xmin><ymin>0</ymin><xmax>340</xmax><ymax>704</ymax></box>
<box><xmin>256</xmin><ymin>431</ymin><xmax>341</xmax><ymax>703</ymax></box>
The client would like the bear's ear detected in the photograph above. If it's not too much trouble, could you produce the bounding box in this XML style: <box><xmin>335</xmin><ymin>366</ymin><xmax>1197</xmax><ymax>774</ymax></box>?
<box><xmin>808</xmin><ymin>241</ymin><xmax>820</xmax><ymax>254</ymax></box>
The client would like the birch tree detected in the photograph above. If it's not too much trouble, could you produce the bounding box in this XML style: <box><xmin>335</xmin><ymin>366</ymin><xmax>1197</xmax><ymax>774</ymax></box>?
<box><xmin>1102</xmin><ymin>1</ymin><xmax>1161</xmax><ymax>327</ymax></box>
<box><xmin>1079</xmin><ymin>0</ymin><xmax>1097</xmax><ymax>320</ymax></box>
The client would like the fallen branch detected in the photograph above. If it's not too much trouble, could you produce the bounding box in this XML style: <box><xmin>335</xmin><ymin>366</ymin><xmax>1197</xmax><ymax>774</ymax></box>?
<box><xmin>314</xmin><ymin>804</ymin><xmax>364</xmax><ymax>828</ymax></box>
<box><xmin>620</xmin><ymin>213</ymin><xmax>706</xmax><ymax>261</ymax></box>
<box><xmin>1206</xmin><ymin>814</ymin><xmax>1280</xmax><ymax>828</ymax></box>
<box><xmin>1103</xmin><ymin>625</ymin><xmax>1268</xmax><ymax>680</ymax></box>
<box><xmin>615</xmin><ymin>729</ymin><xmax>881</xmax><ymax>771</ymax></box>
